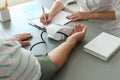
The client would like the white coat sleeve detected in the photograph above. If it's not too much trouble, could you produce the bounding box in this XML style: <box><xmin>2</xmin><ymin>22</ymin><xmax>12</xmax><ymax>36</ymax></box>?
<box><xmin>113</xmin><ymin>0</ymin><xmax>120</xmax><ymax>20</ymax></box>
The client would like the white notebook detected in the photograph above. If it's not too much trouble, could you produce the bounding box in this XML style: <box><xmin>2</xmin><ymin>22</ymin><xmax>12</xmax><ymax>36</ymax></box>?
<box><xmin>83</xmin><ymin>32</ymin><xmax>120</xmax><ymax>61</ymax></box>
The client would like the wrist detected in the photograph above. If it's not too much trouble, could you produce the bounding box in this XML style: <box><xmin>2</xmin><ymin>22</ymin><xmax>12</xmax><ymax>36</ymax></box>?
<box><xmin>88</xmin><ymin>12</ymin><xmax>96</xmax><ymax>20</ymax></box>
<box><xmin>49</xmin><ymin>12</ymin><xmax>54</xmax><ymax>18</ymax></box>
<box><xmin>66</xmin><ymin>37</ymin><xmax>78</xmax><ymax>45</ymax></box>
<box><xmin>88</xmin><ymin>12</ymin><xmax>93</xmax><ymax>19</ymax></box>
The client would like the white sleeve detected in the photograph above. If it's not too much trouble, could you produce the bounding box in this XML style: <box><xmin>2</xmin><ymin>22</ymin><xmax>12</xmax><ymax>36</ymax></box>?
<box><xmin>56</xmin><ymin>0</ymin><xmax>69</xmax><ymax>6</ymax></box>
<box><xmin>113</xmin><ymin>0</ymin><xmax>120</xmax><ymax>20</ymax></box>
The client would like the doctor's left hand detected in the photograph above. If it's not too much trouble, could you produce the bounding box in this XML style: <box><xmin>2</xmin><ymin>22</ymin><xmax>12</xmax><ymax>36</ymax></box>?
<box><xmin>66</xmin><ymin>11</ymin><xmax>93</xmax><ymax>21</ymax></box>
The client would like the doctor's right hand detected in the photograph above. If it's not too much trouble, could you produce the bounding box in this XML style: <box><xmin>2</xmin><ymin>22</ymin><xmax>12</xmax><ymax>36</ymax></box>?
<box><xmin>40</xmin><ymin>12</ymin><xmax>53</xmax><ymax>25</ymax></box>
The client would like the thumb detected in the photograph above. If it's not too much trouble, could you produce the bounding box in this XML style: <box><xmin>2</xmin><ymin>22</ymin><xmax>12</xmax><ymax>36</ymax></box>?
<box><xmin>82</xmin><ymin>26</ymin><xmax>87</xmax><ymax>34</ymax></box>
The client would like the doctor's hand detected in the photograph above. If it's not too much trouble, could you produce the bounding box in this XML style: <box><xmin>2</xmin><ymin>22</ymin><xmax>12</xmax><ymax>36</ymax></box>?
<box><xmin>66</xmin><ymin>12</ymin><xmax>93</xmax><ymax>21</ymax></box>
<box><xmin>40</xmin><ymin>12</ymin><xmax>53</xmax><ymax>25</ymax></box>
<box><xmin>8</xmin><ymin>33</ymin><xmax>33</xmax><ymax>47</ymax></box>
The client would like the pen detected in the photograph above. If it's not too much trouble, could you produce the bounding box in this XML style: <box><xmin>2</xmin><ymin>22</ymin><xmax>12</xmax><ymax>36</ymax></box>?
<box><xmin>29</xmin><ymin>22</ymin><xmax>46</xmax><ymax>31</ymax></box>
<box><xmin>29</xmin><ymin>22</ymin><xmax>43</xmax><ymax>30</ymax></box>
<box><xmin>42</xmin><ymin>5</ymin><xmax>47</xmax><ymax>24</ymax></box>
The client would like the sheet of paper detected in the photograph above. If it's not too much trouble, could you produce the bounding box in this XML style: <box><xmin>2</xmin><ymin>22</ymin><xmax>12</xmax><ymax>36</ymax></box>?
<box><xmin>0</xmin><ymin>31</ymin><xmax>5</xmax><ymax>39</ymax></box>
<box><xmin>21</xmin><ymin>1</ymin><xmax>71</xmax><ymax>25</ymax></box>
<box><xmin>29</xmin><ymin>10</ymin><xmax>71</xmax><ymax>29</ymax></box>
<box><xmin>30</xmin><ymin>10</ymin><xmax>71</xmax><ymax>28</ymax></box>
<box><xmin>51</xmin><ymin>11</ymin><xmax>71</xmax><ymax>25</ymax></box>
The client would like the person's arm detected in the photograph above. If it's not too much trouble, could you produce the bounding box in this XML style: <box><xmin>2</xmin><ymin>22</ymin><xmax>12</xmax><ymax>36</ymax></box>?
<box><xmin>0</xmin><ymin>33</ymin><xmax>42</xmax><ymax>80</ymax></box>
<box><xmin>90</xmin><ymin>11</ymin><xmax>116</xmax><ymax>20</ymax></box>
<box><xmin>40</xmin><ymin>1</ymin><xmax>65</xmax><ymax>25</ymax></box>
<box><xmin>66</xmin><ymin>11</ymin><xmax>116</xmax><ymax>21</ymax></box>
<box><xmin>49</xmin><ymin>1</ymin><xmax>65</xmax><ymax>17</ymax></box>
<box><xmin>47</xmin><ymin>23</ymin><xmax>87</xmax><ymax>70</ymax></box>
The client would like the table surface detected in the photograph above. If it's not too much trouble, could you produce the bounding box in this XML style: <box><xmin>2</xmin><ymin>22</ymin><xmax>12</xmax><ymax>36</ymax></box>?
<box><xmin>0</xmin><ymin>1</ymin><xmax>120</xmax><ymax>80</ymax></box>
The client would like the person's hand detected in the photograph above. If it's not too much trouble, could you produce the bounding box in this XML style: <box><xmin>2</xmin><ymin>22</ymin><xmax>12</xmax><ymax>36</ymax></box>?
<box><xmin>40</xmin><ymin>12</ymin><xmax>53</xmax><ymax>25</ymax></box>
<box><xmin>66</xmin><ymin>11</ymin><xmax>93</xmax><ymax>21</ymax></box>
<box><xmin>8</xmin><ymin>33</ymin><xmax>32</xmax><ymax>47</ymax></box>
<box><xmin>67</xmin><ymin>23</ymin><xmax>87</xmax><ymax>43</ymax></box>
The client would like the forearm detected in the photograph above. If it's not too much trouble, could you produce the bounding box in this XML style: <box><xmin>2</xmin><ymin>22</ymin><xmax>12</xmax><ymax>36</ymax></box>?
<box><xmin>47</xmin><ymin>24</ymin><xmax>87</xmax><ymax>70</ymax></box>
<box><xmin>90</xmin><ymin>11</ymin><xmax>116</xmax><ymax>20</ymax></box>
<box><xmin>49</xmin><ymin>39</ymin><xmax>77</xmax><ymax>56</ymax></box>
<box><xmin>49</xmin><ymin>1</ymin><xmax>64</xmax><ymax>17</ymax></box>
<box><xmin>47</xmin><ymin>39</ymin><xmax>77</xmax><ymax>70</ymax></box>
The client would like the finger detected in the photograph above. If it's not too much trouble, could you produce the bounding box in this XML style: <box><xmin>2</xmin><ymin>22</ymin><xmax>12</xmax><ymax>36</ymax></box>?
<box><xmin>71</xmin><ymin>17</ymin><xmax>80</xmax><ymax>21</ymax></box>
<box><xmin>81</xmin><ymin>26</ymin><xmax>87</xmax><ymax>34</ymax></box>
<box><xmin>69</xmin><ymin>15</ymin><xmax>80</xmax><ymax>21</ymax></box>
<box><xmin>66</xmin><ymin>15</ymin><xmax>70</xmax><ymax>19</ymax></box>
<box><xmin>72</xmin><ymin>24</ymin><xmax>78</xmax><ymax>34</ymax></box>
<box><xmin>40</xmin><ymin>15</ymin><xmax>47</xmax><ymax>24</ymax></box>
<box><xmin>66</xmin><ymin>14</ymin><xmax>75</xmax><ymax>19</ymax></box>
<box><xmin>20</xmin><ymin>33</ymin><xmax>31</xmax><ymax>35</ymax></box>
<box><xmin>19</xmin><ymin>33</ymin><xmax>32</xmax><ymax>37</ymax></box>
<box><xmin>71</xmin><ymin>27</ymin><xmax>75</xmax><ymax>34</ymax></box>
<box><xmin>76</xmin><ymin>23</ymin><xmax>82</xmax><ymax>32</ymax></box>
<box><xmin>20</xmin><ymin>41</ymin><xmax>31</xmax><ymax>47</ymax></box>
<box><xmin>71</xmin><ymin>18</ymin><xmax>78</xmax><ymax>21</ymax></box>
<box><xmin>40</xmin><ymin>15</ymin><xmax>45</xmax><ymax>22</ymax></box>
<box><xmin>73</xmin><ymin>24</ymin><xmax>81</xmax><ymax>33</ymax></box>
<box><xmin>69</xmin><ymin>15</ymin><xmax>76</xmax><ymax>19</ymax></box>
<box><xmin>19</xmin><ymin>33</ymin><xmax>32</xmax><ymax>41</ymax></box>
<box><xmin>45</xmin><ymin>17</ymin><xmax>51</xmax><ymax>25</ymax></box>
<box><xmin>40</xmin><ymin>17</ymin><xmax>44</xmax><ymax>23</ymax></box>
<box><xmin>47</xmin><ymin>16</ymin><xmax>52</xmax><ymax>23</ymax></box>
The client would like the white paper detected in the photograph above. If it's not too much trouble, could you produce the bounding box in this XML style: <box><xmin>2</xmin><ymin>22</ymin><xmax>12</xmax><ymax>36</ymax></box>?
<box><xmin>22</xmin><ymin>1</ymin><xmax>71</xmax><ymax>26</ymax></box>
<box><xmin>0</xmin><ymin>31</ymin><xmax>5</xmax><ymax>39</ymax></box>
<box><xmin>30</xmin><ymin>10</ymin><xmax>71</xmax><ymax>27</ymax></box>
<box><xmin>51</xmin><ymin>11</ymin><xmax>71</xmax><ymax>25</ymax></box>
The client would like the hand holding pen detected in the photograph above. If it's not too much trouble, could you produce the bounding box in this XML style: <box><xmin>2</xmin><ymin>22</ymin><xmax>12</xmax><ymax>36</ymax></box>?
<box><xmin>40</xmin><ymin>6</ymin><xmax>53</xmax><ymax>25</ymax></box>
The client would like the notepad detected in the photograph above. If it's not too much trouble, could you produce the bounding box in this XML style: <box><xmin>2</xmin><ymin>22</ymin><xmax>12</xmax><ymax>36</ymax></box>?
<box><xmin>21</xmin><ymin>1</ymin><xmax>71</xmax><ymax>28</ymax></box>
<box><xmin>83</xmin><ymin>32</ymin><xmax>120</xmax><ymax>61</ymax></box>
